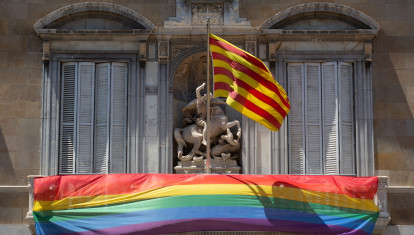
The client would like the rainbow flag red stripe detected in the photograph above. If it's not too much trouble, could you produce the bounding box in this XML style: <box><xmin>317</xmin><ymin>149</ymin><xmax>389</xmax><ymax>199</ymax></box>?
<box><xmin>210</xmin><ymin>33</ymin><xmax>290</xmax><ymax>131</ymax></box>
<box><xmin>33</xmin><ymin>174</ymin><xmax>379</xmax><ymax>235</ymax></box>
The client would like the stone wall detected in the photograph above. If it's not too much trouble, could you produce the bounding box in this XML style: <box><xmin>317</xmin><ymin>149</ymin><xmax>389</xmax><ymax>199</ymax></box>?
<box><xmin>0</xmin><ymin>0</ymin><xmax>413</xmax><ymax>228</ymax></box>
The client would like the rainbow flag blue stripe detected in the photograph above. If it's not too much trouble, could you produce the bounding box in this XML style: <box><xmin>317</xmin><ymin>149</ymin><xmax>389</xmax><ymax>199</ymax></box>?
<box><xmin>33</xmin><ymin>174</ymin><xmax>379</xmax><ymax>235</ymax></box>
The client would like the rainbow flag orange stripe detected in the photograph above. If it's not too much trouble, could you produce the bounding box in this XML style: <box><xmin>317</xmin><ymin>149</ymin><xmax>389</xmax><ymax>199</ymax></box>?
<box><xmin>210</xmin><ymin>33</ymin><xmax>290</xmax><ymax>131</ymax></box>
<box><xmin>33</xmin><ymin>174</ymin><xmax>379</xmax><ymax>235</ymax></box>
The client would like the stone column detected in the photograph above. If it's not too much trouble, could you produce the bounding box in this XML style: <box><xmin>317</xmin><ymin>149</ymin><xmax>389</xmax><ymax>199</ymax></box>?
<box><xmin>157</xmin><ymin>39</ymin><xmax>172</xmax><ymax>173</ymax></box>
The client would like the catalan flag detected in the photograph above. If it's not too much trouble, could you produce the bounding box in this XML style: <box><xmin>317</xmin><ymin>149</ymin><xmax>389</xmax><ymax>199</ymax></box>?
<box><xmin>210</xmin><ymin>33</ymin><xmax>290</xmax><ymax>131</ymax></box>
<box><xmin>33</xmin><ymin>174</ymin><xmax>379</xmax><ymax>235</ymax></box>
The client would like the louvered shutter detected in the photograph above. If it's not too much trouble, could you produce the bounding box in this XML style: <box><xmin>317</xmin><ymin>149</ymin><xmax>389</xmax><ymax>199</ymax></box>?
<box><xmin>110</xmin><ymin>63</ymin><xmax>127</xmax><ymax>173</ymax></box>
<box><xmin>94</xmin><ymin>63</ymin><xmax>111</xmax><ymax>173</ymax></box>
<box><xmin>76</xmin><ymin>62</ymin><xmax>95</xmax><ymax>173</ymax></box>
<box><xmin>60</xmin><ymin>63</ymin><xmax>77</xmax><ymax>174</ymax></box>
<box><xmin>288</xmin><ymin>63</ymin><xmax>305</xmax><ymax>174</ymax></box>
<box><xmin>322</xmin><ymin>62</ymin><xmax>339</xmax><ymax>175</ymax></box>
<box><xmin>305</xmin><ymin>63</ymin><xmax>322</xmax><ymax>174</ymax></box>
<box><xmin>339</xmin><ymin>62</ymin><xmax>355</xmax><ymax>174</ymax></box>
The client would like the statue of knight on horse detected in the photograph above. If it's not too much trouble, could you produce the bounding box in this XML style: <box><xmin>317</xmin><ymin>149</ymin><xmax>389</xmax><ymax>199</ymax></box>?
<box><xmin>174</xmin><ymin>83</ymin><xmax>242</xmax><ymax>162</ymax></box>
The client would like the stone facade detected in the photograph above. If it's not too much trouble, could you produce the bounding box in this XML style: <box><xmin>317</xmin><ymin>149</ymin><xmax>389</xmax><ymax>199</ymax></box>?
<box><xmin>0</xmin><ymin>0</ymin><xmax>413</xmax><ymax>234</ymax></box>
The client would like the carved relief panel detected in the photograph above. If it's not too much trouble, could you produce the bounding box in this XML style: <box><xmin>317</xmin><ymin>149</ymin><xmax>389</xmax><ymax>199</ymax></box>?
<box><xmin>158</xmin><ymin>41</ymin><xmax>169</xmax><ymax>63</ymax></box>
<box><xmin>165</xmin><ymin>0</ymin><xmax>250</xmax><ymax>27</ymax></box>
<box><xmin>192</xmin><ymin>3</ymin><xmax>224</xmax><ymax>25</ymax></box>
<box><xmin>245</xmin><ymin>41</ymin><xmax>256</xmax><ymax>56</ymax></box>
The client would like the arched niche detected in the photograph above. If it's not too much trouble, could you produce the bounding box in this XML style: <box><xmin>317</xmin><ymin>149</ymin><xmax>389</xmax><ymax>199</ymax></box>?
<box><xmin>33</xmin><ymin>2</ymin><xmax>155</xmax><ymax>34</ymax></box>
<box><xmin>172</xmin><ymin>52</ymin><xmax>213</xmax><ymax>134</ymax></box>
<box><xmin>171</xmin><ymin>51</ymin><xmax>242</xmax><ymax>170</ymax></box>
<box><xmin>261</xmin><ymin>2</ymin><xmax>379</xmax><ymax>31</ymax></box>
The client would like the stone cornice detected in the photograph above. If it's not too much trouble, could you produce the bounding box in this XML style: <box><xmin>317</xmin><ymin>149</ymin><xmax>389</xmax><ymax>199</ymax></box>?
<box><xmin>261</xmin><ymin>2</ymin><xmax>380</xmax><ymax>30</ymax></box>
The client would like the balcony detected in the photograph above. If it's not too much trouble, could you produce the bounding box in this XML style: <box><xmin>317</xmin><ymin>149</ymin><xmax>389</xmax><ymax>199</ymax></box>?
<box><xmin>25</xmin><ymin>175</ymin><xmax>390</xmax><ymax>235</ymax></box>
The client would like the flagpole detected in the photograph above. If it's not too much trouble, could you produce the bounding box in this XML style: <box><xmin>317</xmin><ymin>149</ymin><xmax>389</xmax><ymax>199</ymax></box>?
<box><xmin>205</xmin><ymin>17</ymin><xmax>212</xmax><ymax>174</ymax></box>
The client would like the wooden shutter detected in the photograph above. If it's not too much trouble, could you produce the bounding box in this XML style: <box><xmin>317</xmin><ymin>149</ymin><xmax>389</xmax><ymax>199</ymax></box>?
<box><xmin>76</xmin><ymin>62</ymin><xmax>95</xmax><ymax>173</ymax></box>
<box><xmin>94</xmin><ymin>63</ymin><xmax>111</xmax><ymax>173</ymax></box>
<box><xmin>60</xmin><ymin>63</ymin><xmax>77</xmax><ymax>174</ymax></box>
<box><xmin>338</xmin><ymin>62</ymin><xmax>355</xmax><ymax>175</ymax></box>
<box><xmin>305</xmin><ymin>63</ymin><xmax>322</xmax><ymax>174</ymax></box>
<box><xmin>110</xmin><ymin>63</ymin><xmax>127</xmax><ymax>173</ymax></box>
<box><xmin>322</xmin><ymin>62</ymin><xmax>339</xmax><ymax>175</ymax></box>
<box><xmin>288</xmin><ymin>63</ymin><xmax>305</xmax><ymax>174</ymax></box>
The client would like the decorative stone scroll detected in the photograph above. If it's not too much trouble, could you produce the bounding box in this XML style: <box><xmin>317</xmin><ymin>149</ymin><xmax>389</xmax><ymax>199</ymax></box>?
<box><xmin>365</xmin><ymin>42</ymin><xmax>373</xmax><ymax>66</ymax></box>
<box><xmin>138</xmin><ymin>41</ymin><xmax>146</xmax><ymax>61</ymax></box>
<box><xmin>42</xmin><ymin>40</ymin><xmax>50</xmax><ymax>62</ymax></box>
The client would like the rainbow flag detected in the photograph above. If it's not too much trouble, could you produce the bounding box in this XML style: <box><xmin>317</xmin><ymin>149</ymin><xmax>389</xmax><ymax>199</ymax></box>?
<box><xmin>33</xmin><ymin>174</ymin><xmax>379</xmax><ymax>235</ymax></box>
<box><xmin>210</xmin><ymin>33</ymin><xmax>290</xmax><ymax>131</ymax></box>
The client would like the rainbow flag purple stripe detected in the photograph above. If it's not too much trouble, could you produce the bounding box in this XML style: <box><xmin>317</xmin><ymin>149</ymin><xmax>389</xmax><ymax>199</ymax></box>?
<box><xmin>33</xmin><ymin>174</ymin><xmax>379</xmax><ymax>235</ymax></box>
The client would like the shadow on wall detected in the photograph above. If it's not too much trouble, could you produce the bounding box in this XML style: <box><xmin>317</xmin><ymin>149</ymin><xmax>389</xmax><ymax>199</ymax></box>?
<box><xmin>0</xmin><ymin>126</ymin><xmax>15</xmax><ymax>185</ymax></box>
<box><xmin>372</xmin><ymin>30</ymin><xmax>414</xmax><ymax>225</ymax></box>
<box><xmin>372</xmin><ymin>30</ymin><xmax>414</xmax><ymax>175</ymax></box>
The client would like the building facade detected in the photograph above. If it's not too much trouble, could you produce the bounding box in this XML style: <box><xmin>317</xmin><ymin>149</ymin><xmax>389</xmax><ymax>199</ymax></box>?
<box><xmin>0</xmin><ymin>0</ymin><xmax>413</xmax><ymax>234</ymax></box>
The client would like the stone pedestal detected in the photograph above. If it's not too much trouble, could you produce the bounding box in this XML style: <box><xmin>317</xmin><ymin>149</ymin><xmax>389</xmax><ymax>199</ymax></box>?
<box><xmin>174</xmin><ymin>159</ymin><xmax>241</xmax><ymax>174</ymax></box>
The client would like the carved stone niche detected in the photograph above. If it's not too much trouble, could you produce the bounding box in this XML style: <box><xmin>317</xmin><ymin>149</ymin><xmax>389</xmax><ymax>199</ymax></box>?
<box><xmin>172</xmin><ymin>52</ymin><xmax>241</xmax><ymax>174</ymax></box>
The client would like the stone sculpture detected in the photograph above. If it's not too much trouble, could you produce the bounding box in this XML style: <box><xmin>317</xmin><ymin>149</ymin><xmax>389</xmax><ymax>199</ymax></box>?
<box><xmin>174</xmin><ymin>83</ymin><xmax>241</xmax><ymax>163</ymax></box>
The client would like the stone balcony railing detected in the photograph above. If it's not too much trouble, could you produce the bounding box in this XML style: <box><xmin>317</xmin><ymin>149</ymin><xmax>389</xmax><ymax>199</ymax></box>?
<box><xmin>25</xmin><ymin>175</ymin><xmax>390</xmax><ymax>235</ymax></box>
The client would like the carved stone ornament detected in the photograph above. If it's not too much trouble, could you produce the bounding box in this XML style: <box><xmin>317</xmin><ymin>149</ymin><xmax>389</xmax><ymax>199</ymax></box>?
<box><xmin>174</xmin><ymin>83</ymin><xmax>242</xmax><ymax>174</ymax></box>
<box><xmin>245</xmin><ymin>41</ymin><xmax>256</xmax><ymax>56</ymax></box>
<box><xmin>192</xmin><ymin>3</ymin><xmax>224</xmax><ymax>25</ymax></box>
<box><xmin>42</xmin><ymin>40</ymin><xmax>50</xmax><ymax>61</ymax></box>
<box><xmin>138</xmin><ymin>41</ymin><xmax>146</xmax><ymax>61</ymax></box>
<box><xmin>164</xmin><ymin>0</ymin><xmax>250</xmax><ymax>27</ymax></box>
<box><xmin>172</xmin><ymin>45</ymin><xmax>192</xmax><ymax>59</ymax></box>
<box><xmin>158</xmin><ymin>41</ymin><xmax>169</xmax><ymax>62</ymax></box>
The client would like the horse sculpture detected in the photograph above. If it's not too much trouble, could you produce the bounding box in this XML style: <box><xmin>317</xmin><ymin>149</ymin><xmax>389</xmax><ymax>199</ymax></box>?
<box><xmin>174</xmin><ymin>83</ymin><xmax>241</xmax><ymax>162</ymax></box>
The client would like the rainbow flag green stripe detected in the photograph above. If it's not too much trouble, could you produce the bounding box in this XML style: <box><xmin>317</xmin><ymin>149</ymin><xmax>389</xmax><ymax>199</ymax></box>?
<box><xmin>34</xmin><ymin>195</ymin><xmax>377</xmax><ymax>223</ymax></box>
<box><xmin>33</xmin><ymin>174</ymin><xmax>379</xmax><ymax>235</ymax></box>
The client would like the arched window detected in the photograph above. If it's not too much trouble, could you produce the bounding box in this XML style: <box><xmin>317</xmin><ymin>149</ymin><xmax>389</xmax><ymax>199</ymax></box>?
<box><xmin>36</xmin><ymin>3</ymin><xmax>154</xmax><ymax>175</ymax></box>
<box><xmin>261</xmin><ymin>3</ymin><xmax>379</xmax><ymax>176</ymax></box>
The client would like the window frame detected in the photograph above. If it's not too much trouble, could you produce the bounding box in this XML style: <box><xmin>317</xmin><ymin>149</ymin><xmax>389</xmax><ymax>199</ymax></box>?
<box><xmin>286</xmin><ymin>61</ymin><xmax>355</xmax><ymax>175</ymax></box>
<box><xmin>41</xmin><ymin>53</ymin><xmax>141</xmax><ymax>175</ymax></box>
<box><xmin>272</xmin><ymin>51</ymin><xmax>374</xmax><ymax>176</ymax></box>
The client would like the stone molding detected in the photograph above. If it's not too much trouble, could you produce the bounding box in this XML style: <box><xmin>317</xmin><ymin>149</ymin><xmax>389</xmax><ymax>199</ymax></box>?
<box><xmin>261</xmin><ymin>2</ymin><xmax>380</xmax><ymax>30</ymax></box>
<box><xmin>33</xmin><ymin>2</ymin><xmax>155</xmax><ymax>40</ymax></box>
<box><xmin>33</xmin><ymin>2</ymin><xmax>155</xmax><ymax>33</ymax></box>
<box><xmin>0</xmin><ymin>186</ymin><xmax>29</xmax><ymax>192</ymax></box>
<box><xmin>388</xmin><ymin>186</ymin><xmax>414</xmax><ymax>194</ymax></box>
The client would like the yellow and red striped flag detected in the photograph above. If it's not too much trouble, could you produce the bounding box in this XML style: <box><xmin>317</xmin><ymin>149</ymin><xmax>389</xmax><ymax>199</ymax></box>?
<box><xmin>209</xmin><ymin>33</ymin><xmax>290</xmax><ymax>131</ymax></box>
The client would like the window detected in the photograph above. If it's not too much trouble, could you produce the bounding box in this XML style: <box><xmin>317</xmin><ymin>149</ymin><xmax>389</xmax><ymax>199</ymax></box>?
<box><xmin>60</xmin><ymin>62</ymin><xmax>127</xmax><ymax>174</ymax></box>
<box><xmin>287</xmin><ymin>62</ymin><xmax>354</xmax><ymax>175</ymax></box>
